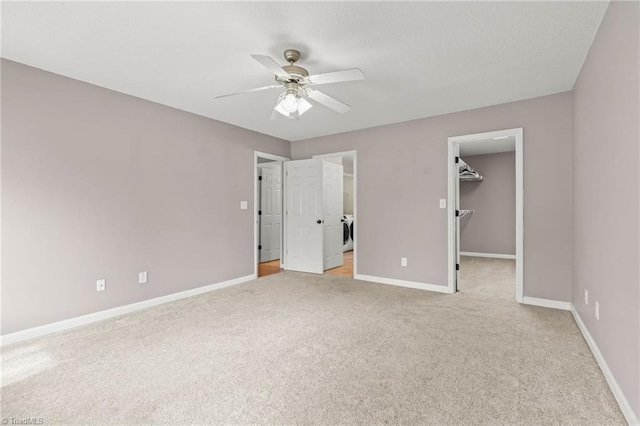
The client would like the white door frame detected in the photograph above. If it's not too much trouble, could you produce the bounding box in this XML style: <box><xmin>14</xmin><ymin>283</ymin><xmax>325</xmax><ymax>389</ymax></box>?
<box><xmin>254</xmin><ymin>151</ymin><xmax>290</xmax><ymax>277</ymax></box>
<box><xmin>447</xmin><ymin>128</ymin><xmax>524</xmax><ymax>302</ymax></box>
<box><xmin>312</xmin><ymin>151</ymin><xmax>358</xmax><ymax>276</ymax></box>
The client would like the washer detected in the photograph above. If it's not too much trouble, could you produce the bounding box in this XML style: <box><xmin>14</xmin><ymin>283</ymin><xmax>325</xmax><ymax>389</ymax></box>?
<box><xmin>342</xmin><ymin>217</ymin><xmax>350</xmax><ymax>245</ymax></box>
<box><xmin>342</xmin><ymin>215</ymin><xmax>354</xmax><ymax>252</ymax></box>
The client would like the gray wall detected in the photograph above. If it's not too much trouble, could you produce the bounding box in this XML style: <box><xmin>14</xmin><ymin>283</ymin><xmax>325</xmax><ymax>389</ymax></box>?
<box><xmin>460</xmin><ymin>152</ymin><xmax>515</xmax><ymax>255</ymax></box>
<box><xmin>1</xmin><ymin>59</ymin><xmax>290</xmax><ymax>334</ymax></box>
<box><xmin>572</xmin><ymin>1</ymin><xmax>640</xmax><ymax>418</ymax></box>
<box><xmin>292</xmin><ymin>92</ymin><xmax>573</xmax><ymax>301</ymax></box>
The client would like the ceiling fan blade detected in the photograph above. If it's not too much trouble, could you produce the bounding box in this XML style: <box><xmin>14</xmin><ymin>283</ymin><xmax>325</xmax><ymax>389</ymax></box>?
<box><xmin>251</xmin><ymin>54</ymin><xmax>290</xmax><ymax>79</ymax></box>
<box><xmin>306</xmin><ymin>89</ymin><xmax>351</xmax><ymax>114</ymax></box>
<box><xmin>215</xmin><ymin>84</ymin><xmax>280</xmax><ymax>99</ymax></box>
<box><xmin>308</xmin><ymin>68</ymin><xmax>365</xmax><ymax>85</ymax></box>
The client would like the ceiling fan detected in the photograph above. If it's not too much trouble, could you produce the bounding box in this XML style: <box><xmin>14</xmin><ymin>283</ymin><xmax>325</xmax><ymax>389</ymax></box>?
<box><xmin>215</xmin><ymin>49</ymin><xmax>365</xmax><ymax>120</ymax></box>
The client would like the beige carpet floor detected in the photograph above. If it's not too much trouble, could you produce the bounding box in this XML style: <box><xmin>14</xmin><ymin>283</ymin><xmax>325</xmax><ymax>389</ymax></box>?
<box><xmin>1</xmin><ymin>257</ymin><xmax>625</xmax><ymax>424</ymax></box>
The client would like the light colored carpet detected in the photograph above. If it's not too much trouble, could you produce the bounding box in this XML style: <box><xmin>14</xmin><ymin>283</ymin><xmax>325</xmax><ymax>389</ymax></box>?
<box><xmin>1</xmin><ymin>257</ymin><xmax>625</xmax><ymax>424</ymax></box>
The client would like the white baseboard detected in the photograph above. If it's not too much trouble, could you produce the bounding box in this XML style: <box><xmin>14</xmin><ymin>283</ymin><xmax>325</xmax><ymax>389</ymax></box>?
<box><xmin>522</xmin><ymin>296</ymin><xmax>571</xmax><ymax>310</ymax></box>
<box><xmin>0</xmin><ymin>274</ymin><xmax>257</xmax><ymax>347</ymax></box>
<box><xmin>354</xmin><ymin>274</ymin><xmax>450</xmax><ymax>294</ymax></box>
<box><xmin>570</xmin><ymin>304</ymin><xmax>639</xmax><ymax>425</ymax></box>
<box><xmin>460</xmin><ymin>252</ymin><xmax>516</xmax><ymax>260</ymax></box>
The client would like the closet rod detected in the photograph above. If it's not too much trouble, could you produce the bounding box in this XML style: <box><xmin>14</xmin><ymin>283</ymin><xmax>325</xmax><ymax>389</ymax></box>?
<box><xmin>460</xmin><ymin>175</ymin><xmax>484</xmax><ymax>182</ymax></box>
<box><xmin>459</xmin><ymin>209</ymin><xmax>474</xmax><ymax>219</ymax></box>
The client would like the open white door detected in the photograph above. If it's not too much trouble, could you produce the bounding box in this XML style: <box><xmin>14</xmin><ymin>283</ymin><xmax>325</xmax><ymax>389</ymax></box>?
<box><xmin>284</xmin><ymin>159</ymin><xmax>344</xmax><ymax>273</ymax></box>
<box><xmin>285</xmin><ymin>159</ymin><xmax>324</xmax><ymax>274</ymax></box>
<box><xmin>322</xmin><ymin>161</ymin><xmax>344</xmax><ymax>270</ymax></box>
<box><xmin>259</xmin><ymin>164</ymin><xmax>282</xmax><ymax>262</ymax></box>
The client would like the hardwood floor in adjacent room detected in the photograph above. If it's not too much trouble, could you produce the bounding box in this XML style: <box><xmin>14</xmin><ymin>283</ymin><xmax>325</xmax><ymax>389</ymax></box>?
<box><xmin>325</xmin><ymin>250</ymin><xmax>353</xmax><ymax>277</ymax></box>
<box><xmin>258</xmin><ymin>259</ymin><xmax>281</xmax><ymax>277</ymax></box>
<box><xmin>259</xmin><ymin>251</ymin><xmax>353</xmax><ymax>278</ymax></box>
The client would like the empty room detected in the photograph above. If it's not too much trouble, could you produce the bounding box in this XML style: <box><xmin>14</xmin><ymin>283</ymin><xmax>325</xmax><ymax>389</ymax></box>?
<box><xmin>1</xmin><ymin>1</ymin><xmax>639</xmax><ymax>425</ymax></box>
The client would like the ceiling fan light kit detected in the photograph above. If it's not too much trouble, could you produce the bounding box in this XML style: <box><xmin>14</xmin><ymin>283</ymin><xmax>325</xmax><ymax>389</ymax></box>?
<box><xmin>281</xmin><ymin>92</ymin><xmax>299</xmax><ymax>113</ymax></box>
<box><xmin>215</xmin><ymin>49</ymin><xmax>365</xmax><ymax>120</ymax></box>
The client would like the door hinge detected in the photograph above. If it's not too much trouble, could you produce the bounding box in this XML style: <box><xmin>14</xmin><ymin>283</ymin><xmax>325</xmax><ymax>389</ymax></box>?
<box><xmin>258</xmin><ymin>245</ymin><xmax>262</xmax><ymax>250</ymax></box>
<box><xmin>455</xmin><ymin>210</ymin><xmax>459</xmax><ymax>217</ymax></box>
<box><xmin>258</xmin><ymin>210</ymin><xmax>262</xmax><ymax>215</ymax></box>
<box><xmin>455</xmin><ymin>156</ymin><xmax>459</xmax><ymax>164</ymax></box>
<box><xmin>258</xmin><ymin>176</ymin><xmax>262</xmax><ymax>181</ymax></box>
<box><xmin>456</xmin><ymin>263</ymin><xmax>460</xmax><ymax>271</ymax></box>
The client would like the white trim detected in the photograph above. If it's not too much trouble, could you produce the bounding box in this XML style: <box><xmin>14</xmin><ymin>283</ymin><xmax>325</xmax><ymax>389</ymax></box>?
<box><xmin>571</xmin><ymin>304</ymin><xmax>640</xmax><ymax>425</ymax></box>
<box><xmin>0</xmin><ymin>274</ymin><xmax>256</xmax><ymax>347</ymax></box>
<box><xmin>460</xmin><ymin>252</ymin><xmax>516</xmax><ymax>260</ymax></box>
<box><xmin>515</xmin><ymin>129</ymin><xmax>524</xmax><ymax>303</ymax></box>
<box><xmin>256</xmin><ymin>162</ymin><xmax>279</xmax><ymax>168</ymax></box>
<box><xmin>354</xmin><ymin>274</ymin><xmax>449</xmax><ymax>294</ymax></box>
<box><xmin>312</xmin><ymin>151</ymin><xmax>358</xmax><ymax>276</ymax></box>
<box><xmin>447</xmin><ymin>127</ymin><xmax>524</xmax><ymax>302</ymax></box>
<box><xmin>254</xmin><ymin>152</ymin><xmax>290</xmax><ymax>162</ymax></box>
<box><xmin>522</xmin><ymin>297</ymin><xmax>571</xmax><ymax>311</ymax></box>
<box><xmin>447</xmin><ymin>140</ymin><xmax>457</xmax><ymax>294</ymax></box>
<box><xmin>254</xmin><ymin>151</ymin><xmax>290</xmax><ymax>275</ymax></box>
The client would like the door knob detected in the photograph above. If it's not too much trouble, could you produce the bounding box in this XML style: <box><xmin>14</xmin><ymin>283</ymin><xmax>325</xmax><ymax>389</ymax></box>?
<box><xmin>317</xmin><ymin>219</ymin><xmax>323</xmax><ymax>224</ymax></box>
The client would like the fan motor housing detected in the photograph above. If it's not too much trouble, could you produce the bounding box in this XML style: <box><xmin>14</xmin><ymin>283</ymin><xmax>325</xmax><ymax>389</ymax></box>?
<box><xmin>282</xmin><ymin>65</ymin><xmax>309</xmax><ymax>79</ymax></box>
<box><xmin>284</xmin><ymin>49</ymin><xmax>301</xmax><ymax>62</ymax></box>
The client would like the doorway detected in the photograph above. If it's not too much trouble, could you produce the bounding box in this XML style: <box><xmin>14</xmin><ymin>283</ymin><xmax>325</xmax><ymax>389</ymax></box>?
<box><xmin>256</xmin><ymin>151</ymin><xmax>358</xmax><ymax>278</ymax></box>
<box><xmin>255</xmin><ymin>151</ymin><xmax>289</xmax><ymax>278</ymax></box>
<box><xmin>447</xmin><ymin>128</ymin><xmax>523</xmax><ymax>301</ymax></box>
<box><xmin>312</xmin><ymin>151</ymin><xmax>357</xmax><ymax>278</ymax></box>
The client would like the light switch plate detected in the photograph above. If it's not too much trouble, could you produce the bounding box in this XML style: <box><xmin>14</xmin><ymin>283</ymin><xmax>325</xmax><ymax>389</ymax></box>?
<box><xmin>139</xmin><ymin>271</ymin><xmax>148</xmax><ymax>284</ymax></box>
<box><xmin>439</xmin><ymin>199</ymin><xmax>447</xmax><ymax>209</ymax></box>
<box><xmin>240</xmin><ymin>201</ymin><xmax>248</xmax><ymax>210</ymax></box>
<box><xmin>96</xmin><ymin>279</ymin><xmax>106</xmax><ymax>292</ymax></box>
<box><xmin>401</xmin><ymin>257</ymin><xmax>408</xmax><ymax>267</ymax></box>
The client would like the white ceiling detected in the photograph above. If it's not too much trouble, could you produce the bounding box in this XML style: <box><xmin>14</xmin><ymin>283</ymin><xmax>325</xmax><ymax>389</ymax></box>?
<box><xmin>1</xmin><ymin>1</ymin><xmax>608</xmax><ymax>142</ymax></box>
<box><xmin>459</xmin><ymin>136</ymin><xmax>516</xmax><ymax>157</ymax></box>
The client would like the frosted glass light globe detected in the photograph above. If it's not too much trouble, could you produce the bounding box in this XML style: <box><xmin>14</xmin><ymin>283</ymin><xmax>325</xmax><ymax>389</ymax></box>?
<box><xmin>282</xmin><ymin>93</ymin><xmax>298</xmax><ymax>113</ymax></box>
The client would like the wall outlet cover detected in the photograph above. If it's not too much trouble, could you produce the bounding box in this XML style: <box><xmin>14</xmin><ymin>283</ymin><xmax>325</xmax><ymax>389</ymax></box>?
<box><xmin>139</xmin><ymin>271</ymin><xmax>148</xmax><ymax>284</ymax></box>
<box><xmin>96</xmin><ymin>279</ymin><xmax>106</xmax><ymax>292</ymax></box>
<box><xmin>401</xmin><ymin>257</ymin><xmax>408</xmax><ymax>267</ymax></box>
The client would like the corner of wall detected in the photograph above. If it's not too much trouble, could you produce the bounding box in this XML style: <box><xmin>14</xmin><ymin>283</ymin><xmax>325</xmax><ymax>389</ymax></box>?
<box><xmin>570</xmin><ymin>0</ymin><xmax>640</xmax><ymax>420</ymax></box>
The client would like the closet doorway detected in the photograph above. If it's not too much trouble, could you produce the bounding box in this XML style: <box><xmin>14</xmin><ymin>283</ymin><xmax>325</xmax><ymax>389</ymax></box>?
<box><xmin>255</xmin><ymin>151</ymin><xmax>289</xmax><ymax>278</ymax></box>
<box><xmin>312</xmin><ymin>151</ymin><xmax>357</xmax><ymax>278</ymax></box>
<box><xmin>447</xmin><ymin>128</ymin><xmax>523</xmax><ymax>302</ymax></box>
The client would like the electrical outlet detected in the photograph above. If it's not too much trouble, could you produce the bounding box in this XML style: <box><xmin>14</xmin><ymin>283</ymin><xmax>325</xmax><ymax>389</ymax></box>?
<box><xmin>96</xmin><ymin>279</ymin><xmax>106</xmax><ymax>292</ymax></box>
<box><xmin>401</xmin><ymin>257</ymin><xmax>408</xmax><ymax>267</ymax></box>
<box><xmin>240</xmin><ymin>201</ymin><xmax>248</xmax><ymax>210</ymax></box>
<box><xmin>139</xmin><ymin>271</ymin><xmax>148</xmax><ymax>284</ymax></box>
<box><xmin>584</xmin><ymin>289</ymin><xmax>589</xmax><ymax>305</ymax></box>
<box><xmin>595</xmin><ymin>301</ymin><xmax>600</xmax><ymax>320</ymax></box>
<box><xmin>439</xmin><ymin>199</ymin><xmax>447</xmax><ymax>209</ymax></box>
